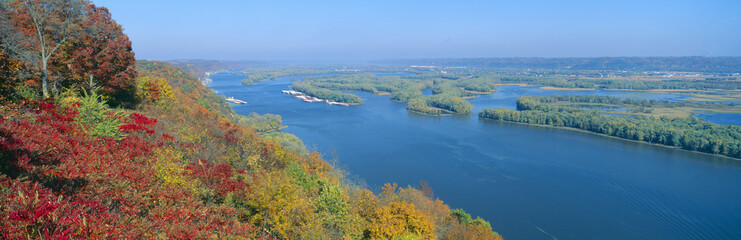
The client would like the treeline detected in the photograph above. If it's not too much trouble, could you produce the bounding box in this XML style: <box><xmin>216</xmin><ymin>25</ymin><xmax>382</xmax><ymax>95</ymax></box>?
<box><xmin>526</xmin><ymin>95</ymin><xmax>738</xmax><ymax>110</ymax></box>
<box><xmin>301</xmin><ymin>73</ymin><xmax>433</xmax><ymax>102</ymax></box>
<box><xmin>407</xmin><ymin>99</ymin><xmax>444</xmax><ymax>115</ymax></box>
<box><xmin>390</xmin><ymin>89</ymin><xmax>423</xmax><ymax>102</ymax></box>
<box><xmin>371</xmin><ymin>63</ymin><xmax>741</xmax><ymax>91</ymax></box>
<box><xmin>497</xmin><ymin>75</ymin><xmax>741</xmax><ymax>90</ymax></box>
<box><xmin>406</xmin><ymin>78</ymin><xmax>495</xmax><ymax>115</ymax></box>
<box><xmin>169</xmin><ymin>59</ymin><xmax>266</xmax><ymax>82</ymax></box>
<box><xmin>407</xmin><ymin>94</ymin><xmax>473</xmax><ymax>115</ymax></box>
<box><xmin>136</xmin><ymin>61</ymin><xmax>234</xmax><ymax>116</ymax></box>
<box><xmin>291</xmin><ymin>82</ymin><xmax>363</xmax><ymax>104</ymax></box>
<box><xmin>457</xmin><ymin>78</ymin><xmax>498</xmax><ymax>93</ymax></box>
<box><xmin>403</xmin><ymin>72</ymin><xmax>463</xmax><ymax>81</ymax></box>
<box><xmin>169</xmin><ymin>59</ymin><xmax>265</xmax><ymax>73</ymax></box>
<box><xmin>426</xmin><ymin>95</ymin><xmax>473</xmax><ymax>113</ymax></box>
<box><xmin>432</xmin><ymin>80</ymin><xmax>496</xmax><ymax>96</ymax></box>
<box><xmin>239</xmin><ymin>66</ymin><xmax>335</xmax><ymax>84</ymax></box>
<box><xmin>236</xmin><ymin>112</ymin><xmax>283</xmax><ymax>133</ymax></box>
<box><xmin>376</xmin><ymin>57</ymin><xmax>741</xmax><ymax>73</ymax></box>
<box><xmin>297</xmin><ymin>73</ymin><xmax>488</xmax><ymax>115</ymax></box>
<box><xmin>480</xmin><ymin>96</ymin><xmax>741</xmax><ymax>158</ymax></box>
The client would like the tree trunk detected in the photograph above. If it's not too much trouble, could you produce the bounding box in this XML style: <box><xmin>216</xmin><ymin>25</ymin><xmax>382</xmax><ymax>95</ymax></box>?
<box><xmin>88</xmin><ymin>73</ymin><xmax>95</xmax><ymax>95</ymax></box>
<box><xmin>42</xmin><ymin>59</ymin><xmax>48</xmax><ymax>98</ymax></box>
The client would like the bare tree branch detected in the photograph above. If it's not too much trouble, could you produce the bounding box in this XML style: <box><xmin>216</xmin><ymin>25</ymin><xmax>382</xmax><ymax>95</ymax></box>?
<box><xmin>0</xmin><ymin>0</ymin><xmax>85</xmax><ymax>97</ymax></box>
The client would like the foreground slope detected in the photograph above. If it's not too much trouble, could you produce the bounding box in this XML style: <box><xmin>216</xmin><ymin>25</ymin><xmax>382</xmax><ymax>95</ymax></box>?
<box><xmin>0</xmin><ymin>60</ymin><xmax>502</xmax><ymax>239</ymax></box>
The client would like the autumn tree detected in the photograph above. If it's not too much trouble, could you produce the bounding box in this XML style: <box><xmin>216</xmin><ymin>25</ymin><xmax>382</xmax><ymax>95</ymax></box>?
<box><xmin>0</xmin><ymin>45</ymin><xmax>23</xmax><ymax>101</ymax></box>
<box><xmin>0</xmin><ymin>0</ymin><xmax>86</xmax><ymax>98</ymax></box>
<box><xmin>65</xmin><ymin>3</ymin><xmax>136</xmax><ymax>105</ymax></box>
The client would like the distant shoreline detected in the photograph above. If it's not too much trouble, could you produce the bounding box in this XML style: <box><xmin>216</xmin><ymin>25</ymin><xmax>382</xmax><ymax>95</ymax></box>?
<box><xmin>479</xmin><ymin>117</ymin><xmax>740</xmax><ymax>161</ymax></box>
<box><xmin>497</xmin><ymin>83</ymin><xmax>741</xmax><ymax>94</ymax></box>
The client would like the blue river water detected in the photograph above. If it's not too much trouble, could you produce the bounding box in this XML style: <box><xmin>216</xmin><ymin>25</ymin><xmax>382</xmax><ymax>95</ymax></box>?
<box><xmin>210</xmin><ymin>73</ymin><xmax>741</xmax><ymax>240</ymax></box>
<box><xmin>694</xmin><ymin>111</ymin><xmax>741</xmax><ymax>126</ymax></box>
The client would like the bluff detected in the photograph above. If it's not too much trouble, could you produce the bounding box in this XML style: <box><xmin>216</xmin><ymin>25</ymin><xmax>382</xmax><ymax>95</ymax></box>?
<box><xmin>0</xmin><ymin>59</ymin><xmax>502</xmax><ymax>239</ymax></box>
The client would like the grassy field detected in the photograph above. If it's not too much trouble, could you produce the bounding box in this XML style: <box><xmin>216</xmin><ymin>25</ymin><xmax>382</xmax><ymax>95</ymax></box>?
<box><xmin>624</xmin><ymin>107</ymin><xmax>737</xmax><ymax>118</ymax></box>
<box><xmin>559</xmin><ymin>102</ymin><xmax>741</xmax><ymax>119</ymax></box>
<box><xmin>679</xmin><ymin>91</ymin><xmax>741</xmax><ymax>102</ymax></box>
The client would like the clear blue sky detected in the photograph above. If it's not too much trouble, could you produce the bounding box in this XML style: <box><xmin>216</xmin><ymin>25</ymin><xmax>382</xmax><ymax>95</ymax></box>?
<box><xmin>95</xmin><ymin>0</ymin><xmax>741</xmax><ymax>61</ymax></box>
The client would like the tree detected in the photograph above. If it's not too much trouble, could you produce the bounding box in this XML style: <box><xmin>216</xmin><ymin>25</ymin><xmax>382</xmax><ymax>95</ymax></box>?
<box><xmin>65</xmin><ymin>3</ymin><xmax>136</xmax><ymax>101</ymax></box>
<box><xmin>0</xmin><ymin>45</ymin><xmax>23</xmax><ymax>101</ymax></box>
<box><xmin>0</xmin><ymin>0</ymin><xmax>86</xmax><ymax>98</ymax></box>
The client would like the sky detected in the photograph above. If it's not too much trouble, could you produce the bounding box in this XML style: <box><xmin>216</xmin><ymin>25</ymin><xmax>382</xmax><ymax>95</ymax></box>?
<box><xmin>95</xmin><ymin>0</ymin><xmax>741</xmax><ymax>61</ymax></box>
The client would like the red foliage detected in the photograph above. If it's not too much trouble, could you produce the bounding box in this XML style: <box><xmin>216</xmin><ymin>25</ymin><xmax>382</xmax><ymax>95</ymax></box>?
<box><xmin>119</xmin><ymin>112</ymin><xmax>158</xmax><ymax>135</ymax></box>
<box><xmin>187</xmin><ymin>161</ymin><xmax>251</xmax><ymax>199</ymax></box>
<box><xmin>129</xmin><ymin>112</ymin><xmax>158</xmax><ymax>126</ymax></box>
<box><xmin>161</xmin><ymin>133</ymin><xmax>175</xmax><ymax>141</ymax></box>
<box><xmin>0</xmin><ymin>102</ymin><xmax>257</xmax><ymax>238</ymax></box>
<box><xmin>0</xmin><ymin>177</ymin><xmax>118</xmax><ymax>239</ymax></box>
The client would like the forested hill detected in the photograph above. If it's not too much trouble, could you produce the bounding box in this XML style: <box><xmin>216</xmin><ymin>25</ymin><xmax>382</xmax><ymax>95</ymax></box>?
<box><xmin>168</xmin><ymin>59</ymin><xmax>267</xmax><ymax>84</ymax></box>
<box><xmin>374</xmin><ymin>57</ymin><xmax>741</xmax><ymax>73</ymax></box>
<box><xmin>168</xmin><ymin>59</ymin><xmax>267</xmax><ymax>73</ymax></box>
<box><xmin>136</xmin><ymin>60</ymin><xmax>236</xmax><ymax>117</ymax></box>
<box><xmin>0</xmin><ymin>59</ymin><xmax>505</xmax><ymax>239</ymax></box>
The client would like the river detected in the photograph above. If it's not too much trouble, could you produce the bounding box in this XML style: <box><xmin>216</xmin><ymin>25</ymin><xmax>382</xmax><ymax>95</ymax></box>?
<box><xmin>210</xmin><ymin>73</ymin><xmax>741</xmax><ymax>240</ymax></box>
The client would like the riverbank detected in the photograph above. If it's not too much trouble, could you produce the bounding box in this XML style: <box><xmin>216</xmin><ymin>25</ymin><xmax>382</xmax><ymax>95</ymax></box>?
<box><xmin>407</xmin><ymin>107</ymin><xmax>459</xmax><ymax>116</ymax></box>
<box><xmin>256</xmin><ymin>125</ymin><xmax>288</xmax><ymax>134</ymax></box>
<box><xmin>479</xmin><ymin>117</ymin><xmax>740</xmax><ymax>161</ymax></box>
<box><xmin>496</xmin><ymin>83</ymin><xmax>595</xmax><ymax>91</ymax></box>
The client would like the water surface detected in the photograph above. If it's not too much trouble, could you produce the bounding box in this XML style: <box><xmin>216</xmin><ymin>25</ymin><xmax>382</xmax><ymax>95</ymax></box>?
<box><xmin>693</xmin><ymin>111</ymin><xmax>741</xmax><ymax>126</ymax></box>
<box><xmin>211</xmin><ymin>73</ymin><xmax>741</xmax><ymax>240</ymax></box>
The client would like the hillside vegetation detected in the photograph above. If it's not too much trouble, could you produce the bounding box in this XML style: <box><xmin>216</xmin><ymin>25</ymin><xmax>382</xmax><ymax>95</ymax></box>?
<box><xmin>0</xmin><ymin>61</ymin><xmax>504</xmax><ymax>239</ymax></box>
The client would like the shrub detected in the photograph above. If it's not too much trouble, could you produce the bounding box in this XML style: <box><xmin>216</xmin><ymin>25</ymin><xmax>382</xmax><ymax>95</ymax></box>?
<box><xmin>74</xmin><ymin>89</ymin><xmax>125</xmax><ymax>139</ymax></box>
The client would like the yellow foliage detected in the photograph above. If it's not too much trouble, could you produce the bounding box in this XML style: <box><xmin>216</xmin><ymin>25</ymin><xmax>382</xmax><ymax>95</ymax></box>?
<box><xmin>152</xmin><ymin>147</ymin><xmax>197</xmax><ymax>191</ymax></box>
<box><xmin>223</xmin><ymin>145</ymin><xmax>242</xmax><ymax>164</ymax></box>
<box><xmin>136</xmin><ymin>76</ymin><xmax>176</xmax><ymax>106</ymax></box>
<box><xmin>380</xmin><ymin>183</ymin><xmax>400</xmax><ymax>205</ymax></box>
<box><xmin>247</xmin><ymin>171</ymin><xmax>315</xmax><ymax>238</ymax></box>
<box><xmin>273</xmin><ymin>143</ymin><xmax>286</xmax><ymax>160</ymax></box>
<box><xmin>366</xmin><ymin>201</ymin><xmax>436</xmax><ymax>240</ymax></box>
<box><xmin>440</xmin><ymin>220</ymin><xmax>503</xmax><ymax>240</ymax></box>
<box><xmin>56</xmin><ymin>87</ymin><xmax>82</xmax><ymax>108</ymax></box>
<box><xmin>352</xmin><ymin>189</ymin><xmax>379</xmax><ymax>220</ymax></box>
<box><xmin>398</xmin><ymin>186</ymin><xmax>453</xmax><ymax>233</ymax></box>
<box><xmin>313</xmin><ymin>183</ymin><xmax>368</xmax><ymax>239</ymax></box>
<box><xmin>359</xmin><ymin>184</ymin><xmax>437</xmax><ymax>239</ymax></box>
<box><xmin>177</xmin><ymin>126</ymin><xmax>206</xmax><ymax>144</ymax></box>
<box><xmin>304</xmin><ymin>152</ymin><xmax>332</xmax><ymax>179</ymax></box>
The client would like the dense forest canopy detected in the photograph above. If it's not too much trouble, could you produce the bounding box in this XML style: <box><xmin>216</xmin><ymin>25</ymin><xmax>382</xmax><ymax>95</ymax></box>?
<box><xmin>480</xmin><ymin>96</ymin><xmax>741</xmax><ymax>158</ymax></box>
<box><xmin>0</xmin><ymin>0</ymin><xmax>137</xmax><ymax>105</ymax></box>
